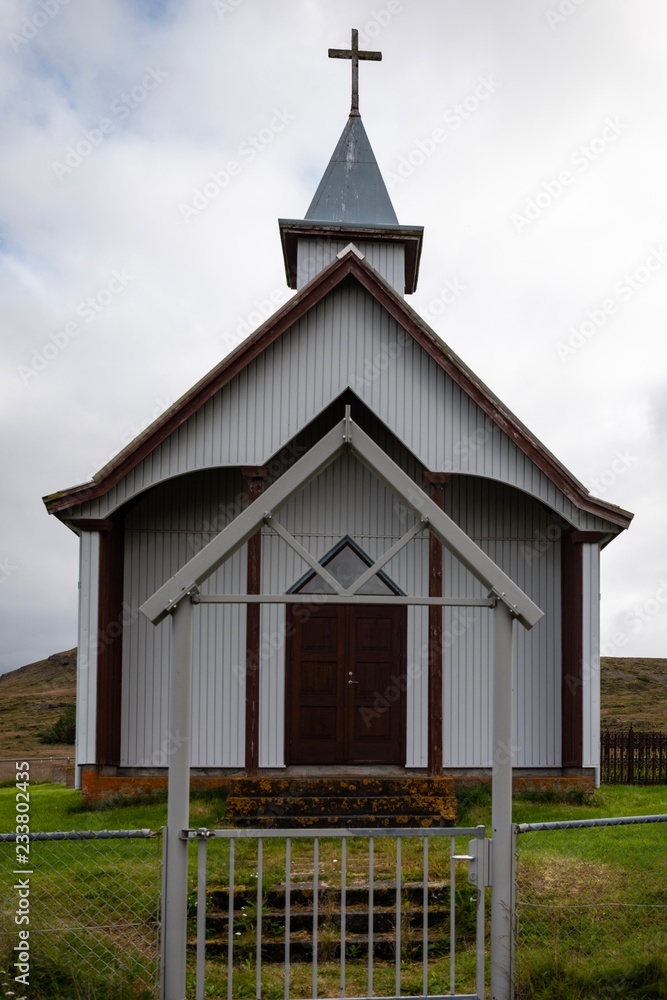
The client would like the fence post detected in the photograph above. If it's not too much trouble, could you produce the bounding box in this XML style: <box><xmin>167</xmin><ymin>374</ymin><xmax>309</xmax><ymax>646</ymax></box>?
<box><xmin>490</xmin><ymin>601</ymin><xmax>515</xmax><ymax>1000</ymax></box>
<box><xmin>627</xmin><ymin>724</ymin><xmax>635</xmax><ymax>785</ymax></box>
<box><xmin>161</xmin><ymin>596</ymin><xmax>194</xmax><ymax>1000</ymax></box>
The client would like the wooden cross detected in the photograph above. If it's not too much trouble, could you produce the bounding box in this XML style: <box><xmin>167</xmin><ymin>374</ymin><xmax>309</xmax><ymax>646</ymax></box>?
<box><xmin>329</xmin><ymin>28</ymin><xmax>382</xmax><ymax>116</ymax></box>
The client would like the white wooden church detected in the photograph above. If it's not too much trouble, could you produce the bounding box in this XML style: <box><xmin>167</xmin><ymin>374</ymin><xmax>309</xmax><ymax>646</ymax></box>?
<box><xmin>45</xmin><ymin>37</ymin><xmax>632</xmax><ymax>805</ymax></box>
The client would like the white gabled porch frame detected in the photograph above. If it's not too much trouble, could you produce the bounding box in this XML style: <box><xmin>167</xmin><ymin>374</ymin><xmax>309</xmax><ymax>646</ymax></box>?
<box><xmin>141</xmin><ymin>409</ymin><xmax>543</xmax><ymax>1000</ymax></box>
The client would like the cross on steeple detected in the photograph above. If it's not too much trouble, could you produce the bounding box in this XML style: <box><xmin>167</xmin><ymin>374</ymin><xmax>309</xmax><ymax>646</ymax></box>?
<box><xmin>328</xmin><ymin>28</ymin><xmax>382</xmax><ymax>117</ymax></box>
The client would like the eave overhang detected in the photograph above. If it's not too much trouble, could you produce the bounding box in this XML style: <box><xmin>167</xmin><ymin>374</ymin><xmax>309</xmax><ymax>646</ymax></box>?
<box><xmin>278</xmin><ymin>218</ymin><xmax>424</xmax><ymax>294</ymax></box>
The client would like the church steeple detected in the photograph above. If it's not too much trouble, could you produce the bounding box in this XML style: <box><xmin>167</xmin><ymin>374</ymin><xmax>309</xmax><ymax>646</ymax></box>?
<box><xmin>278</xmin><ymin>29</ymin><xmax>423</xmax><ymax>295</ymax></box>
<box><xmin>304</xmin><ymin>114</ymin><xmax>399</xmax><ymax>227</ymax></box>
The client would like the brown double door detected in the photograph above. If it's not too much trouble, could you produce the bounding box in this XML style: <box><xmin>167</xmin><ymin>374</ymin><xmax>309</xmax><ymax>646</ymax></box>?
<box><xmin>286</xmin><ymin>604</ymin><xmax>406</xmax><ymax>765</ymax></box>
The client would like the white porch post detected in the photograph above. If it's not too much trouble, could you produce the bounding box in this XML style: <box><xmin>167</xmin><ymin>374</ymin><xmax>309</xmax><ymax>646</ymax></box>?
<box><xmin>490</xmin><ymin>600</ymin><xmax>515</xmax><ymax>1000</ymax></box>
<box><xmin>161</xmin><ymin>596</ymin><xmax>194</xmax><ymax>1000</ymax></box>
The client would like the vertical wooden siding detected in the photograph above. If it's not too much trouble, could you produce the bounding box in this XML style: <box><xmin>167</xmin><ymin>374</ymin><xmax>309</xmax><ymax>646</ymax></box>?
<box><xmin>296</xmin><ymin>239</ymin><xmax>406</xmax><ymax>293</ymax></box>
<box><xmin>442</xmin><ymin>478</ymin><xmax>562</xmax><ymax>768</ymax></box>
<box><xmin>582</xmin><ymin>542</ymin><xmax>601</xmax><ymax>771</ymax></box>
<box><xmin>67</xmin><ymin>284</ymin><xmax>614</xmax><ymax>539</ymax></box>
<box><xmin>121</xmin><ymin>470</ymin><xmax>246</xmax><ymax>767</ymax></box>
<box><xmin>76</xmin><ymin>530</ymin><xmax>100</xmax><ymax>766</ymax></box>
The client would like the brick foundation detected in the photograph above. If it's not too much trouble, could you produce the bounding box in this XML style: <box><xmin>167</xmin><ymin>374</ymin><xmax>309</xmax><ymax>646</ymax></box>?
<box><xmin>80</xmin><ymin>765</ymin><xmax>596</xmax><ymax>804</ymax></box>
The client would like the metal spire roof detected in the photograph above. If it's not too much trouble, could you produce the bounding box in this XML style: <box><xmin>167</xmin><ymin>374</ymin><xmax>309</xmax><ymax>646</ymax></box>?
<box><xmin>304</xmin><ymin>114</ymin><xmax>399</xmax><ymax>226</ymax></box>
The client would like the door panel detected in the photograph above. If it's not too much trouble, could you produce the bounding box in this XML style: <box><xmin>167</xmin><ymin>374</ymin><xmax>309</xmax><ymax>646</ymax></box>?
<box><xmin>287</xmin><ymin>605</ymin><xmax>405</xmax><ymax>765</ymax></box>
<box><xmin>346</xmin><ymin>606</ymin><xmax>403</xmax><ymax>763</ymax></box>
<box><xmin>287</xmin><ymin>609</ymin><xmax>345</xmax><ymax>764</ymax></box>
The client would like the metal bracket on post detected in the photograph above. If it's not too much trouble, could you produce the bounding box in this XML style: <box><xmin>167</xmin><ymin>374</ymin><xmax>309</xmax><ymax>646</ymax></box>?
<box><xmin>166</xmin><ymin>584</ymin><xmax>200</xmax><ymax>614</ymax></box>
<box><xmin>343</xmin><ymin>404</ymin><xmax>352</xmax><ymax>448</ymax></box>
<box><xmin>489</xmin><ymin>587</ymin><xmax>520</xmax><ymax>619</ymax></box>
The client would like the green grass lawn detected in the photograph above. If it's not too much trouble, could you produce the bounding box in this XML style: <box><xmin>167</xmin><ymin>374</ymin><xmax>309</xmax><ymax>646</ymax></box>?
<box><xmin>1</xmin><ymin>784</ymin><xmax>666</xmax><ymax>999</ymax></box>
<box><xmin>2</xmin><ymin>780</ymin><xmax>666</xmax><ymax>834</ymax></box>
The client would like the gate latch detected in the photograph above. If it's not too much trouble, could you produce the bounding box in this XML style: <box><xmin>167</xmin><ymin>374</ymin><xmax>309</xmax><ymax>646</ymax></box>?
<box><xmin>467</xmin><ymin>837</ymin><xmax>492</xmax><ymax>887</ymax></box>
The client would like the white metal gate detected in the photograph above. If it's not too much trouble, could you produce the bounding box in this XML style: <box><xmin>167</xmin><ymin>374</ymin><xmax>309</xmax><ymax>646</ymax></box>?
<box><xmin>182</xmin><ymin>824</ymin><xmax>489</xmax><ymax>1000</ymax></box>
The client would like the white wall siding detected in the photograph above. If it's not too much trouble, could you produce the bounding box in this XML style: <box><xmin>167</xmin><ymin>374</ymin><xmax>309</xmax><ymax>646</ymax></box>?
<box><xmin>582</xmin><ymin>542</ymin><xmax>601</xmax><ymax>774</ymax></box>
<box><xmin>67</xmin><ymin>284</ymin><xmax>616</xmax><ymax>538</ymax></box>
<box><xmin>407</xmin><ymin>607</ymin><xmax>428</xmax><ymax>768</ymax></box>
<box><xmin>76</xmin><ymin>530</ymin><xmax>100</xmax><ymax>767</ymax></box>
<box><xmin>121</xmin><ymin>471</ymin><xmax>246</xmax><ymax>768</ymax></box>
<box><xmin>258</xmin><ymin>604</ymin><xmax>286</xmax><ymax>768</ymax></box>
<box><xmin>296</xmin><ymin>238</ymin><xmax>406</xmax><ymax>293</ymax></box>
<box><xmin>442</xmin><ymin>479</ymin><xmax>562</xmax><ymax>768</ymax></box>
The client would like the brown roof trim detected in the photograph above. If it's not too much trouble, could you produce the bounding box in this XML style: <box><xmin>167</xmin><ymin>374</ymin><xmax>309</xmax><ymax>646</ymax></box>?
<box><xmin>43</xmin><ymin>251</ymin><xmax>633</xmax><ymax>531</ymax></box>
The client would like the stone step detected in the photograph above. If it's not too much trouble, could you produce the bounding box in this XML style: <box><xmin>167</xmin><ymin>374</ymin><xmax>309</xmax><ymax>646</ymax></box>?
<box><xmin>224</xmin><ymin>776</ymin><xmax>457</xmax><ymax>829</ymax></box>
<box><xmin>227</xmin><ymin>776</ymin><xmax>455</xmax><ymax>798</ymax></box>
<box><xmin>227</xmin><ymin>812</ymin><xmax>448</xmax><ymax>829</ymax></box>
<box><xmin>195</xmin><ymin>931</ymin><xmax>449</xmax><ymax>963</ymax></box>
<box><xmin>207</xmin><ymin>879</ymin><xmax>450</xmax><ymax>911</ymax></box>
<box><xmin>206</xmin><ymin>903</ymin><xmax>450</xmax><ymax>936</ymax></box>
<box><xmin>227</xmin><ymin>794</ymin><xmax>453</xmax><ymax>818</ymax></box>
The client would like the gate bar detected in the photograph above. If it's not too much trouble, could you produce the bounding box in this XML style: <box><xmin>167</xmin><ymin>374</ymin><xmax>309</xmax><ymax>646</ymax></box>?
<box><xmin>196</xmin><ymin>834</ymin><xmax>207</xmax><ymax>1000</ymax></box>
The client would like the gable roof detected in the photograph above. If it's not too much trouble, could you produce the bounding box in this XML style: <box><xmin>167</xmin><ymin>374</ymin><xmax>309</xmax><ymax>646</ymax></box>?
<box><xmin>43</xmin><ymin>248</ymin><xmax>633</xmax><ymax>531</ymax></box>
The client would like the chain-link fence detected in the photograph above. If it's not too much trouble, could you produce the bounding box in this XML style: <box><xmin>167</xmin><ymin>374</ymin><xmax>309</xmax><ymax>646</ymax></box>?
<box><xmin>0</xmin><ymin>830</ymin><xmax>161</xmax><ymax>999</ymax></box>
<box><xmin>0</xmin><ymin>757</ymin><xmax>75</xmax><ymax>786</ymax></box>
<box><xmin>514</xmin><ymin>815</ymin><xmax>667</xmax><ymax>999</ymax></box>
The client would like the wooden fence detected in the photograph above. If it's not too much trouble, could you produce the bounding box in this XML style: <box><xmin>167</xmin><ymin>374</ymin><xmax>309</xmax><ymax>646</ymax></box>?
<box><xmin>601</xmin><ymin>726</ymin><xmax>667</xmax><ymax>785</ymax></box>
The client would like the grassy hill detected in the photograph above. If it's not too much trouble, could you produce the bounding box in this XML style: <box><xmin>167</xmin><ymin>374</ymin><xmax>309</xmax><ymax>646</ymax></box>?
<box><xmin>0</xmin><ymin>652</ymin><xmax>664</xmax><ymax>763</ymax></box>
<box><xmin>0</xmin><ymin>649</ymin><xmax>76</xmax><ymax>758</ymax></box>
<box><xmin>600</xmin><ymin>656</ymin><xmax>667</xmax><ymax>730</ymax></box>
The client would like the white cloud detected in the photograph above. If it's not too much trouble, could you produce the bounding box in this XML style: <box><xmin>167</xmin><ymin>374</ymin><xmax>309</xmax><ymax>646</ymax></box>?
<box><xmin>1</xmin><ymin>0</ymin><xmax>666</xmax><ymax>670</ymax></box>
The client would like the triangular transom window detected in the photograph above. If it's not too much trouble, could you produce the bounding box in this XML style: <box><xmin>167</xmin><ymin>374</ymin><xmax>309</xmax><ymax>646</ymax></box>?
<box><xmin>289</xmin><ymin>536</ymin><xmax>403</xmax><ymax>596</ymax></box>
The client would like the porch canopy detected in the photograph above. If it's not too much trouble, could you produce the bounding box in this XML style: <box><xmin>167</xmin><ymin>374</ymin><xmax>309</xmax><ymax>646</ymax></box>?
<box><xmin>141</xmin><ymin>407</ymin><xmax>542</xmax><ymax>1000</ymax></box>
<box><xmin>141</xmin><ymin>408</ymin><xmax>542</xmax><ymax>628</ymax></box>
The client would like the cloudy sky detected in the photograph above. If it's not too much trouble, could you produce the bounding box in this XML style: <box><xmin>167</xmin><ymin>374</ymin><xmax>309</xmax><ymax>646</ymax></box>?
<box><xmin>1</xmin><ymin>0</ymin><xmax>666</xmax><ymax>674</ymax></box>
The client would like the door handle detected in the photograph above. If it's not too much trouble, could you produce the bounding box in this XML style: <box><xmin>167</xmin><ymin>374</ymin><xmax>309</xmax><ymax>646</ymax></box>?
<box><xmin>348</xmin><ymin>679</ymin><xmax>359</xmax><ymax>684</ymax></box>
<box><xmin>348</xmin><ymin>672</ymin><xmax>359</xmax><ymax>685</ymax></box>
